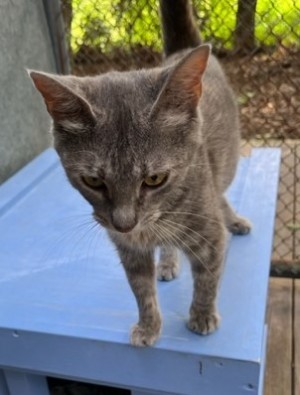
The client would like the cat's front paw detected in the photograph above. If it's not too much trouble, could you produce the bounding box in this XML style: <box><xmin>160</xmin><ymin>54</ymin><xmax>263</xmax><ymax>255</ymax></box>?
<box><xmin>187</xmin><ymin>311</ymin><xmax>220</xmax><ymax>335</ymax></box>
<box><xmin>228</xmin><ymin>216</ymin><xmax>251</xmax><ymax>235</ymax></box>
<box><xmin>130</xmin><ymin>323</ymin><xmax>161</xmax><ymax>347</ymax></box>
<box><xmin>157</xmin><ymin>262</ymin><xmax>179</xmax><ymax>281</ymax></box>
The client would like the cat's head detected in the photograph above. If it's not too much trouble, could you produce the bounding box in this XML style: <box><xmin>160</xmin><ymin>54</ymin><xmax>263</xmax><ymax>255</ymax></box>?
<box><xmin>29</xmin><ymin>45</ymin><xmax>210</xmax><ymax>237</ymax></box>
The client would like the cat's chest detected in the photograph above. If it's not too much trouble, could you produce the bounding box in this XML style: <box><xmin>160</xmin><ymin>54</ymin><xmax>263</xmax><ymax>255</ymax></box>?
<box><xmin>112</xmin><ymin>227</ymin><xmax>159</xmax><ymax>250</ymax></box>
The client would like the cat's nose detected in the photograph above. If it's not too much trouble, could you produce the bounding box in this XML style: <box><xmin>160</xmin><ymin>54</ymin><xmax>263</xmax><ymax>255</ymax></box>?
<box><xmin>111</xmin><ymin>206</ymin><xmax>137</xmax><ymax>233</ymax></box>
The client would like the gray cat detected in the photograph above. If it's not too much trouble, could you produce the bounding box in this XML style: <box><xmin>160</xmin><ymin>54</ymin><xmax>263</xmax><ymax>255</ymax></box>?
<box><xmin>29</xmin><ymin>0</ymin><xmax>250</xmax><ymax>346</ymax></box>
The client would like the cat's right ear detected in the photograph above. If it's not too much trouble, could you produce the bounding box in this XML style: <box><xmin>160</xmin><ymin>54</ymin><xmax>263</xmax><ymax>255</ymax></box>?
<box><xmin>28</xmin><ymin>70</ymin><xmax>96</xmax><ymax>132</ymax></box>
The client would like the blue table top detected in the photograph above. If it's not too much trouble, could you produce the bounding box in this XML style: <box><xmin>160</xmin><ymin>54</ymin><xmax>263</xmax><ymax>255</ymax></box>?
<box><xmin>0</xmin><ymin>148</ymin><xmax>280</xmax><ymax>364</ymax></box>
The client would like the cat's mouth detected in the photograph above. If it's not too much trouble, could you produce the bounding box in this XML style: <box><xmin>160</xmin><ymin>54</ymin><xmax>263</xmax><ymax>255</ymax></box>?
<box><xmin>93</xmin><ymin>210</ymin><xmax>163</xmax><ymax>237</ymax></box>
<box><xmin>93</xmin><ymin>212</ymin><xmax>138</xmax><ymax>234</ymax></box>
<box><xmin>93</xmin><ymin>212</ymin><xmax>159</xmax><ymax>247</ymax></box>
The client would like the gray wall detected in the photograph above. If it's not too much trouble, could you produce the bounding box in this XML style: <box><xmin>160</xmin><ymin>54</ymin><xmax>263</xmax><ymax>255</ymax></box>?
<box><xmin>0</xmin><ymin>0</ymin><xmax>56</xmax><ymax>184</ymax></box>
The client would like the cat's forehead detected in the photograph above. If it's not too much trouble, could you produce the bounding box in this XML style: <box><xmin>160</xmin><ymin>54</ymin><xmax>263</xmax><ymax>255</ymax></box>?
<box><xmin>79</xmin><ymin>71</ymin><xmax>166</xmax><ymax>157</ymax></box>
<box><xmin>84</xmin><ymin>69</ymin><xmax>165</xmax><ymax>111</ymax></box>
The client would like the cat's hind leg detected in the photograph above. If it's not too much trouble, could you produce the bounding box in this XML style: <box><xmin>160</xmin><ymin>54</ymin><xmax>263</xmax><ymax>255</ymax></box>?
<box><xmin>157</xmin><ymin>246</ymin><xmax>180</xmax><ymax>281</ymax></box>
<box><xmin>221</xmin><ymin>196</ymin><xmax>251</xmax><ymax>235</ymax></box>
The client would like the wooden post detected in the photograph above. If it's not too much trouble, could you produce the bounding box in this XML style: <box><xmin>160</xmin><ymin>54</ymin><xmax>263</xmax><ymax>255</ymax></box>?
<box><xmin>235</xmin><ymin>0</ymin><xmax>258</xmax><ymax>54</ymax></box>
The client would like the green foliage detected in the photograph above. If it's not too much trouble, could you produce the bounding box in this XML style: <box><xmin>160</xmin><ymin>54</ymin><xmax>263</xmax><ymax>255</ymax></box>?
<box><xmin>71</xmin><ymin>0</ymin><xmax>161</xmax><ymax>52</ymax></box>
<box><xmin>194</xmin><ymin>0</ymin><xmax>237</xmax><ymax>49</ymax></box>
<box><xmin>256</xmin><ymin>0</ymin><xmax>300</xmax><ymax>47</ymax></box>
<box><xmin>70</xmin><ymin>0</ymin><xmax>300</xmax><ymax>53</ymax></box>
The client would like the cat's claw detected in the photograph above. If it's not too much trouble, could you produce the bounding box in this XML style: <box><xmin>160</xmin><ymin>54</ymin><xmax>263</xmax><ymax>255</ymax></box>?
<box><xmin>228</xmin><ymin>216</ymin><xmax>251</xmax><ymax>235</ymax></box>
<box><xmin>130</xmin><ymin>324</ymin><xmax>160</xmax><ymax>347</ymax></box>
<box><xmin>187</xmin><ymin>311</ymin><xmax>220</xmax><ymax>335</ymax></box>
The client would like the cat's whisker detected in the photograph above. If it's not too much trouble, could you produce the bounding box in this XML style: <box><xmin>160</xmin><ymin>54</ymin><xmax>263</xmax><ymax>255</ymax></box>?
<box><xmin>72</xmin><ymin>150</ymin><xmax>98</xmax><ymax>156</ymax></box>
<box><xmin>51</xmin><ymin>214</ymin><xmax>94</xmax><ymax>230</ymax></box>
<box><xmin>154</xmin><ymin>222</ymin><xmax>186</xmax><ymax>254</ymax></box>
<box><xmin>39</xmin><ymin>219</ymin><xmax>101</xmax><ymax>267</ymax></box>
<box><xmin>154</xmin><ymin>222</ymin><xmax>217</xmax><ymax>279</ymax></box>
<box><xmin>160</xmin><ymin>211</ymin><xmax>221</xmax><ymax>225</ymax></box>
<box><xmin>160</xmin><ymin>219</ymin><xmax>201</xmax><ymax>247</ymax></box>
<box><xmin>54</xmin><ymin>219</ymin><xmax>96</xmax><ymax>231</ymax></box>
<box><xmin>160</xmin><ymin>218</ymin><xmax>219</xmax><ymax>254</ymax></box>
<box><xmin>185</xmin><ymin>163</ymin><xmax>206</xmax><ymax>169</ymax></box>
<box><xmin>150</xmin><ymin>222</ymin><xmax>171</xmax><ymax>248</ymax></box>
<box><xmin>153</xmin><ymin>222</ymin><xmax>184</xmax><ymax>252</ymax></box>
<box><xmin>64</xmin><ymin>221</ymin><xmax>103</xmax><ymax>266</ymax></box>
<box><xmin>160</xmin><ymin>223</ymin><xmax>221</xmax><ymax>279</ymax></box>
<box><xmin>84</xmin><ymin>221</ymin><xmax>104</xmax><ymax>259</ymax></box>
<box><xmin>54</xmin><ymin>213</ymin><xmax>93</xmax><ymax>221</ymax></box>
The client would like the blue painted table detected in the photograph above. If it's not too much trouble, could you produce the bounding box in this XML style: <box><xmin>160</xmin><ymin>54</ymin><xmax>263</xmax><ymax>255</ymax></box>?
<box><xmin>0</xmin><ymin>148</ymin><xmax>280</xmax><ymax>395</ymax></box>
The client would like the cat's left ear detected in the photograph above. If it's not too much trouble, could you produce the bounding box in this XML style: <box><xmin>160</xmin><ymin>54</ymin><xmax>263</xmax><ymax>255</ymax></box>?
<box><xmin>152</xmin><ymin>44</ymin><xmax>211</xmax><ymax>115</ymax></box>
<box><xmin>29</xmin><ymin>70</ymin><xmax>95</xmax><ymax>133</ymax></box>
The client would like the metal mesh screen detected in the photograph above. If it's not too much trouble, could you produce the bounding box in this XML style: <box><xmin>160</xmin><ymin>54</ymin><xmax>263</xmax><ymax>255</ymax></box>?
<box><xmin>59</xmin><ymin>0</ymin><xmax>300</xmax><ymax>267</ymax></box>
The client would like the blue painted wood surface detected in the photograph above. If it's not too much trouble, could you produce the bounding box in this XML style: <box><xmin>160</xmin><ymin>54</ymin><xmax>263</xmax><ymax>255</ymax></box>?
<box><xmin>2</xmin><ymin>371</ymin><xmax>49</xmax><ymax>395</ymax></box>
<box><xmin>0</xmin><ymin>148</ymin><xmax>280</xmax><ymax>395</ymax></box>
<box><xmin>0</xmin><ymin>371</ymin><xmax>9</xmax><ymax>395</ymax></box>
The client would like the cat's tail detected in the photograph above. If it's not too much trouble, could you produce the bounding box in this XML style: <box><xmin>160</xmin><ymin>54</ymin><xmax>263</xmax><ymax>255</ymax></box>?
<box><xmin>159</xmin><ymin>0</ymin><xmax>201</xmax><ymax>57</ymax></box>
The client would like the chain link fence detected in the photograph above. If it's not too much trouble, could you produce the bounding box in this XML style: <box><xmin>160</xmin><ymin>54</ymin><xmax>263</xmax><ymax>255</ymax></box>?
<box><xmin>58</xmin><ymin>0</ymin><xmax>300</xmax><ymax>272</ymax></box>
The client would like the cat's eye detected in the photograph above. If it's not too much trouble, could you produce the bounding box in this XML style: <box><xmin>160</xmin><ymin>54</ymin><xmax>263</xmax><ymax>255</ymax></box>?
<box><xmin>82</xmin><ymin>176</ymin><xmax>105</xmax><ymax>189</ymax></box>
<box><xmin>143</xmin><ymin>173</ymin><xmax>168</xmax><ymax>188</ymax></box>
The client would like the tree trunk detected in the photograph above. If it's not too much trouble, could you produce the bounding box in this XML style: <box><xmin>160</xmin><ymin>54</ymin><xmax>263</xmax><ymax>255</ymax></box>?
<box><xmin>234</xmin><ymin>0</ymin><xmax>258</xmax><ymax>55</ymax></box>
<box><xmin>61</xmin><ymin>0</ymin><xmax>73</xmax><ymax>52</ymax></box>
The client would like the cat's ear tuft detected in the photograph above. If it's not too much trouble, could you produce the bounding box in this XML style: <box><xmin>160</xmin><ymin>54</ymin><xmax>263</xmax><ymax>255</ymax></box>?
<box><xmin>152</xmin><ymin>44</ymin><xmax>211</xmax><ymax>115</ymax></box>
<box><xmin>29</xmin><ymin>70</ymin><xmax>95</xmax><ymax>132</ymax></box>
